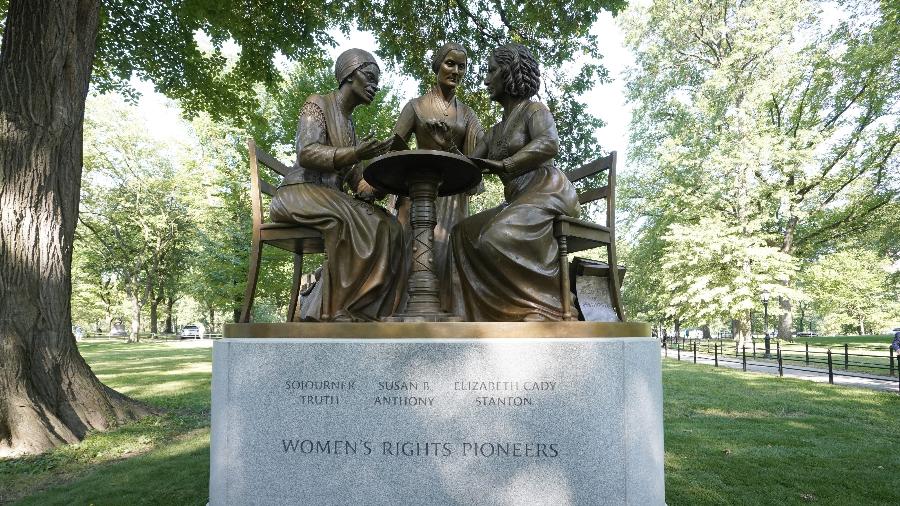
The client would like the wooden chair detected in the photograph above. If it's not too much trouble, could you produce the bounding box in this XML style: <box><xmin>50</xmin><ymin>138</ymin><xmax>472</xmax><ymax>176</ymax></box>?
<box><xmin>554</xmin><ymin>151</ymin><xmax>624</xmax><ymax>321</ymax></box>
<box><xmin>240</xmin><ymin>139</ymin><xmax>324</xmax><ymax>323</ymax></box>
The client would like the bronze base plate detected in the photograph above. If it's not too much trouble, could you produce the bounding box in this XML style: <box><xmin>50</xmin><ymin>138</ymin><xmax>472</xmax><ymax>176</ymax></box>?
<box><xmin>382</xmin><ymin>312</ymin><xmax>464</xmax><ymax>323</ymax></box>
<box><xmin>223</xmin><ymin>321</ymin><xmax>651</xmax><ymax>339</ymax></box>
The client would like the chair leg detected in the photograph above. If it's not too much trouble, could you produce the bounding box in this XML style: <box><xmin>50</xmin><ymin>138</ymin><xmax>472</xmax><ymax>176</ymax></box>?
<box><xmin>607</xmin><ymin>242</ymin><xmax>625</xmax><ymax>322</ymax></box>
<box><xmin>240</xmin><ymin>239</ymin><xmax>263</xmax><ymax>323</ymax></box>
<box><xmin>558</xmin><ymin>236</ymin><xmax>575</xmax><ymax>321</ymax></box>
<box><xmin>287</xmin><ymin>252</ymin><xmax>304</xmax><ymax>322</ymax></box>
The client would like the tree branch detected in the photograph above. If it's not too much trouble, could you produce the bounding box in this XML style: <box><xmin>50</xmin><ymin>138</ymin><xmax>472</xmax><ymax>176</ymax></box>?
<box><xmin>454</xmin><ymin>0</ymin><xmax>502</xmax><ymax>45</ymax></box>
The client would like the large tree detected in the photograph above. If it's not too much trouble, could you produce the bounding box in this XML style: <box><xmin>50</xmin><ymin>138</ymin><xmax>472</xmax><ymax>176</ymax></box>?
<box><xmin>0</xmin><ymin>0</ymin><xmax>150</xmax><ymax>457</ymax></box>
<box><xmin>78</xmin><ymin>95</ymin><xmax>195</xmax><ymax>342</ymax></box>
<box><xmin>1</xmin><ymin>0</ymin><xmax>625</xmax><ymax>455</ymax></box>
<box><xmin>804</xmin><ymin>248</ymin><xmax>899</xmax><ymax>335</ymax></box>
<box><xmin>621</xmin><ymin>0</ymin><xmax>899</xmax><ymax>339</ymax></box>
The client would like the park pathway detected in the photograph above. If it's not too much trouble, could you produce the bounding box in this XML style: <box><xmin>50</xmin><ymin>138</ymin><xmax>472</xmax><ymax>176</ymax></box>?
<box><xmin>661</xmin><ymin>347</ymin><xmax>900</xmax><ymax>393</ymax></box>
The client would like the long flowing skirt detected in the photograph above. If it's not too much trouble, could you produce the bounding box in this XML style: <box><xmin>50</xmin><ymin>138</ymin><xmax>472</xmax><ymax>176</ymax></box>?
<box><xmin>270</xmin><ymin>183</ymin><xmax>404</xmax><ymax>321</ymax></box>
<box><xmin>451</xmin><ymin>167</ymin><xmax>578</xmax><ymax>321</ymax></box>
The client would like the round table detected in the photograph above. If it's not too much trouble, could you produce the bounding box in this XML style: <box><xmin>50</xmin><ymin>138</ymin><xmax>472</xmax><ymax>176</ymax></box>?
<box><xmin>364</xmin><ymin>150</ymin><xmax>481</xmax><ymax>322</ymax></box>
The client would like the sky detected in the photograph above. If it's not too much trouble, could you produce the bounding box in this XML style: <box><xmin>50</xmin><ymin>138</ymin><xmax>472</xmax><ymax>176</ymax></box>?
<box><xmin>133</xmin><ymin>10</ymin><xmax>637</xmax><ymax>172</ymax></box>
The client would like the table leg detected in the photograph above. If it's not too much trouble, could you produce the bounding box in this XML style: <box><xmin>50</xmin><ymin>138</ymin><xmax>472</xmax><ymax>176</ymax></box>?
<box><xmin>387</xmin><ymin>168</ymin><xmax>461</xmax><ymax>322</ymax></box>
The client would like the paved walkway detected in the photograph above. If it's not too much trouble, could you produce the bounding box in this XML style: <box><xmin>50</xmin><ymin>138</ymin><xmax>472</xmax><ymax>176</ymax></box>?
<box><xmin>662</xmin><ymin>347</ymin><xmax>900</xmax><ymax>393</ymax></box>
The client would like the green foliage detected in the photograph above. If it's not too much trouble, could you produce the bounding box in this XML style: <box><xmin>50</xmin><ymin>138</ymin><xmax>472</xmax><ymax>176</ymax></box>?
<box><xmin>71</xmin><ymin>251</ymin><xmax>124</xmax><ymax>331</ymax></box>
<box><xmin>77</xmin><ymin>95</ymin><xmax>196</xmax><ymax>338</ymax></box>
<box><xmin>803</xmin><ymin>248</ymin><xmax>899</xmax><ymax>335</ymax></box>
<box><xmin>660</xmin><ymin>217</ymin><xmax>801</xmax><ymax>325</ymax></box>
<box><xmin>84</xmin><ymin>1</ymin><xmax>625</xmax><ymax>171</ymax></box>
<box><xmin>621</xmin><ymin>0</ymin><xmax>900</xmax><ymax>334</ymax></box>
<box><xmin>93</xmin><ymin>0</ymin><xmax>344</xmax><ymax>120</ymax></box>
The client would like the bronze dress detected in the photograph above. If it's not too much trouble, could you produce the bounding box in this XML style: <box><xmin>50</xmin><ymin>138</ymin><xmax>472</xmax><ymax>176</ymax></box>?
<box><xmin>451</xmin><ymin>100</ymin><xmax>579</xmax><ymax>321</ymax></box>
<box><xmin>270</xmin><ymin>92</ymin><xmax>404</xmax><ymax>321</ymax></box>
<box><xmin>393</xmin><ymin>87</ymin><xmax>483</xmax><ymax>314</ymax></box>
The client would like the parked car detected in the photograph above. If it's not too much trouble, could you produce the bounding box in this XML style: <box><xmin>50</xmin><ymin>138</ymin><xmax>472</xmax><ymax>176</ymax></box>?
<box><xmin>795</xmin><ymin>331</ymin><xmax>818</xmax><ymax>337</ymax></box>
<box><xmin>180</xmin><ymin>324</ymin><xmax>205</xmax><ymax>339</ymax></box>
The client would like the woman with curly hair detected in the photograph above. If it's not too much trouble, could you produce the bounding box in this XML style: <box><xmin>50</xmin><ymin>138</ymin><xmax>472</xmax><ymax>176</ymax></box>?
<box><xmin>451</xmin><ymin>43</ymin><xmax>579</xmax><ymax>321</ymax></box>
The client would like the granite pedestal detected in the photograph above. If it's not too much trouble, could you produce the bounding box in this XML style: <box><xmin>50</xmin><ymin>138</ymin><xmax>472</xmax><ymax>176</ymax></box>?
<box><xmin>210</xmin><ymin>322</ymin><xmax>664</xmax><ymax>505</ymax></box>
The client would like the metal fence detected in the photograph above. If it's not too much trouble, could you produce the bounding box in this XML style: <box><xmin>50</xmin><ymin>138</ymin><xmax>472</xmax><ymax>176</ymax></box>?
<box><xmin>663</xmin><ymin>337</ymin><xmax>900</xmax><ymax>393</ymax></box>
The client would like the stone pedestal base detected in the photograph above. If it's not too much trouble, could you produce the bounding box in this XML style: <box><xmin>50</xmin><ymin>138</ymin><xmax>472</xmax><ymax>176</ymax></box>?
<box><xmin>210</xmin><ymin>323</ymin><xmax>664</xmax><ymax>505</ymax></box>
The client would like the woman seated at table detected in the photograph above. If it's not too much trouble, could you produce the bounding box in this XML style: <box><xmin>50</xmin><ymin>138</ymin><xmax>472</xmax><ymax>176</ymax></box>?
<box><xmin>392</xmin><ymin>42</ymin><xmax>483</xmax><ymax>314</ymax></box>
<box><xmin>451</xmin><ymin>43</ymin><xmax>579</xmax><ymax>322</ymax></box>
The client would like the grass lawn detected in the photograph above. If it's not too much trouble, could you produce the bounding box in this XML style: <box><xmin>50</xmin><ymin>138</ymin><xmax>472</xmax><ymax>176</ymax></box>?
<box><xmin>662</xmin><ymin>359</ymin><xmax>899</xmax><ymax>505</ymax></box>
<box><xmin>0</xmin><ymin>339</ymin><xmax>212</xmax><ymax>505</ymax></box>
<box><xmin>1</xmin><ymin>340</ymin><xmax>898</xmax><ymax>505</ymax></box>
<box><xmin>799</xmin><ymin>334</ymin><xmax>897</xmax><ymax>351</ymax></box>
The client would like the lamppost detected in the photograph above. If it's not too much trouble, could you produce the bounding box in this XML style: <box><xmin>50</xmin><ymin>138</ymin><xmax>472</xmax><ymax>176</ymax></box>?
<box><xmin>762</xmin><ymin>289</ymin><xmax>771</xmax><ymax>358</ymax></box>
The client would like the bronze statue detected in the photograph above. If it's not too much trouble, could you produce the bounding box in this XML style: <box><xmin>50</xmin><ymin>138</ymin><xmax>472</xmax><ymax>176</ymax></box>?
<box><xmin>451</xmin><ymin>43</ymin><xmax>579</xmax><ymax>321</ymax></box>
<box><xmin>269</xmin><ymin>48</ymin><xmax>402</xmax><ymax>322</ymax></box>
<box><xmin>392</xmin><ymin>42</ymin><xmax>483</xmax><ymax>315</ymax></box>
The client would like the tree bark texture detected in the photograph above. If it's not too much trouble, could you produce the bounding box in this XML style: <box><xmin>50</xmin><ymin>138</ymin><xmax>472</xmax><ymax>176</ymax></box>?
<box><xmin>128</xmin><ymin>290</ymin><xmax>142</xmax><ymax>342</ymax></box>
<box><xmin>778</xmin><ymin>296</ymin><xmax>793</xmax><ymax>341</ymax></box>
<box><xmin>149</xmin><ymin>299</ymin><xmax>159</xmax><ymax>335</ymax></box>
<box><xmin>0</xmin><ymin>0</ymin><xmax>150</xmax><ymax>456</ymax></box>
<box><xmin>165</xmin><ymin>296</ymin><xmax>175</xmax><ymax>334</ymax></box>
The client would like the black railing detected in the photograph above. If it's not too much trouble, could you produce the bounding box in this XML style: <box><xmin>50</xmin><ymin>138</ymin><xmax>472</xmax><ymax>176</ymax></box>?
<box><xmin>662</xmin><ymin>337</ymin><xmax>900</xmax><ymax>393</ymax></box>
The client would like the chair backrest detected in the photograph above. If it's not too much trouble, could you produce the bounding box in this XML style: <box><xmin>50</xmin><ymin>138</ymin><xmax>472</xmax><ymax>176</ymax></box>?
<box><xmin>564</xmin><ymin>151</ymin><xmax>617</xmax><ymax>230</ymax></box>
<box><xmin>248</xmin><ymin>138</ymin><xmax>293</xmax><ymax>231</ymax></box>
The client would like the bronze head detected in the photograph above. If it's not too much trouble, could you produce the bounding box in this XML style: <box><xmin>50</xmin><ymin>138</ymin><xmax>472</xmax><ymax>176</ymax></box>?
<box><xmin>335</xmin><ymin>48</ymin><xmax>381</xmax><ymax>104</ymax></box>
<box><xmin>485</xmin><ymin>43</ymin><xmax>541</xmax><ymax>100</ymax></box>
<box><xmin>335</xmin><ymin>48</ymin><xmax>380</xmax><ymax>86</ymax></box>
<box><xmin>432</xmin><ymin>43</ymin><xmax>467</xmax><ymax>91</ymax></box>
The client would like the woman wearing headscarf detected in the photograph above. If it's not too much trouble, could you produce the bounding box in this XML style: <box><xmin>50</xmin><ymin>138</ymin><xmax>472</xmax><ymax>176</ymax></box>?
<box><xmin>451</xmin><ymin>43</ymin><xmax>579</xmax><ymax>321</ymax></box>
<box><xmin>269</xmin><ymin>48</ymin><xmax>402</xmax><ymax>322</ymax></box>
<box><xmin>392</xmin><ymin>42</ymin><xmax>484</xmax><ymax>315</ymax></box>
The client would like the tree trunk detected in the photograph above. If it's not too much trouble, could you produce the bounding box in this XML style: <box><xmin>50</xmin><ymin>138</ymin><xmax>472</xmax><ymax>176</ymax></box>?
<box><xmin>778</xmin><ymin>296</ymin><xmax>793</xmax><ymax>341</ymax></box>
<box><xmin>733</xmin><ymin>314</ymin><xmax>751</xmax><ymax>347</ymax></box>
<box><xmin>165</xmin><ymin>296</ymin><xmax>175</xmax><ymax>334</ymax></box>
<box><xmin>701</xmin><ymin>324</ymin><xmax>712</xmax><ymax>340</ymax></box>
<box><xmin>0</xmin><ymin>0</ymin><xmax>151</xmax><ymax>457</ymax></box>
<box><xmin>673</xmin><ymin>317</ymin><xmax>681</xmax><ymax>344</ymax></box>
<box><xmin>149</xmin><ymin>296</ymin><xmax>160</xmax><ymax>335</ymax></box>
<box><xmin>233</xmin><ymin>295</ymin><xmax>242</xmax><ymax>323</ymax></box>
<box><xmin>128</xmin><ymin>291</ymin><xmax>142</xmax><ymax>343</ymax></box>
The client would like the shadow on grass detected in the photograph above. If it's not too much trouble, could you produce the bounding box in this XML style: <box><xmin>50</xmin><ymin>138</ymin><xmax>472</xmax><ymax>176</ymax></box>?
<box><xmin>662</xmin><ymin>360</ymin><xmax>900</xmax><ymax>505</ymax></box>
<box><xmin>14</xmin><ymin>430</ymin><xmax>210</xmax><ymax>506</ymax></box>
<box><xmin>0</xmin><ymin>340</ymin><xmax>213</xmax><ymax>505</ymax></box>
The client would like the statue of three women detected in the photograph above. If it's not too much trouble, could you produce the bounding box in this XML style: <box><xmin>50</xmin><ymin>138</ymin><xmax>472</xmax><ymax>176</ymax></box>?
<box><xmin>269</xmin><ymin>42</ymin><xmax>579</xmax><ymax>323</ymax></box>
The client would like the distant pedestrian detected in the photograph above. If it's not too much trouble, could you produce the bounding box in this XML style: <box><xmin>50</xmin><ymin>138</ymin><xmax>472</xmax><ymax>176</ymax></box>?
<box><xmin>891</xmin><ymin>332</ymin><xmax>900</xmax><ymax>354</ymax></box>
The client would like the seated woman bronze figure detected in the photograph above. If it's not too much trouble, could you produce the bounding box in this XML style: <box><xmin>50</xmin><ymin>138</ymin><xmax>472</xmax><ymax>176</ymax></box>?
<box><xmin>269</xmin><ymin>49</ymin><xmax>402</xmax><ymax>322</ymax></box>
<box><xmin>451</xmin><ymin>43</ymin><xmax>579</xmax><ymax>322</ymax></box>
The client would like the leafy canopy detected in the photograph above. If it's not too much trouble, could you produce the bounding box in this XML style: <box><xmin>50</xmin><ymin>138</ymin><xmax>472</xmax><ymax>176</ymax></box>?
<box><xmin>620</xmin><ymin>0</ymin><xmax>899</xmax><ymax>332</ymax></box>
<box><xmin>81</xmin><ymin>1</ymin><xmax>626</xmax><ymax>169</ymax></box>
